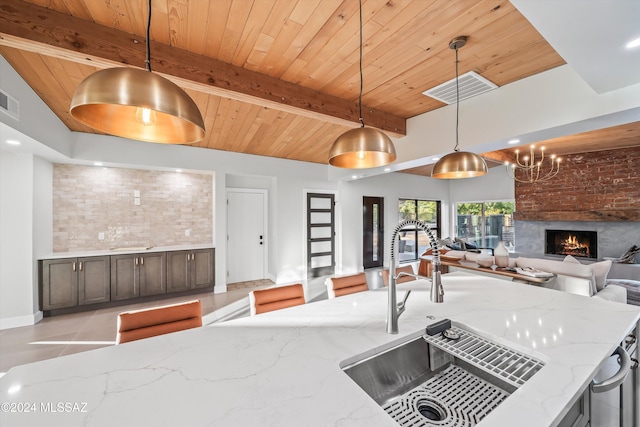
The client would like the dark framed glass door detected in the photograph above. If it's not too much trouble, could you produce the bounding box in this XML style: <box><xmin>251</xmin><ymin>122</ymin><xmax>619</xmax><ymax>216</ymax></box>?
<box><xmin>307</xmin><ymin>193</ymin><xmax>335</xmax><ymax>278</ymax></box>
<box><xmin>363</xmin><ymin>196</ymin><xmax>384</xmax><ymax>269</ymax></box>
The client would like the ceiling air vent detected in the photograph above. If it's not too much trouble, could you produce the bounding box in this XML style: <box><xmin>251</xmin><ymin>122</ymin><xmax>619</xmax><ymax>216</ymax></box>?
<box><xmin>422</xmin><ymin>71</ymin><xmax>497</xmax><ymax>104</ymax></box>
<box><xmin>0</xmin><ymin>88</ymin><xmax>20</xmax><ymax>120</ymax></box>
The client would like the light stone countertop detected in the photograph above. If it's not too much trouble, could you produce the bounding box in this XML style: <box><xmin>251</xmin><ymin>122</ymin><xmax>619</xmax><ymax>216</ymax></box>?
<box><xmin>1</xmin><ymin>273</ymin><xmax>639</xmax><ymax>426</ymax></box>
<box><xmin>37</xmin><ymin>243</ymin><xmax>214</xmax><ymax>260</ymax></box>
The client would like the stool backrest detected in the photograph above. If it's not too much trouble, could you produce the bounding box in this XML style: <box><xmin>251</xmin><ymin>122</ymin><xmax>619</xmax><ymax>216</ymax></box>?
<box><xmin>325</xmin><ymin>273</ymin><xmax>369</xmax><ymax>298</ymax></box>
<box><xmin>116</xmin><ymin>300</ymin><xmax>202</xmax><ymax>344</ymax></box>
<box><xmin>249</xmin><ymin>283</ymin><xmax>306</xmax><ymax>315</ymax></box>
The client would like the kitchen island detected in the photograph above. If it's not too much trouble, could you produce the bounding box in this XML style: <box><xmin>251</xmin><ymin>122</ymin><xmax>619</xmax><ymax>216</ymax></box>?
<box><xmin>1</xmin><ymin>272</ymin><xmax>639</xmax><ymax>426</ymax></box>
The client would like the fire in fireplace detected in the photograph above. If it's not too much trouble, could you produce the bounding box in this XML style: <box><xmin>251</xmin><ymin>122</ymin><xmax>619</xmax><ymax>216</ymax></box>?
<box><xmin>545</xmin><ymin>229</ymin><xmax>598</xmax><ymax>259</ymax></box>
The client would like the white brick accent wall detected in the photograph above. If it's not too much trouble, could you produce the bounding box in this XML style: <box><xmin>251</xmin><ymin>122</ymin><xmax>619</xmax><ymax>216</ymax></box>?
<box><xmin>53</xmin><ymin>164</ymin><xmax>212</xmax><ymax>252</ymax></box>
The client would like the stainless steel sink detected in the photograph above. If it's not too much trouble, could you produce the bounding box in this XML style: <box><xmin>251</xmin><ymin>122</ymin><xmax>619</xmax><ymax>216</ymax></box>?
<box><xmin>341</xmin><ymin>324</ymin><xmax>544</xmax><ymax>426</ymax></box>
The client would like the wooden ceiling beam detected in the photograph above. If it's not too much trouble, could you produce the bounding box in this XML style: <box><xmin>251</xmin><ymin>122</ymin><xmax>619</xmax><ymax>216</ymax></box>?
<box><xmin>0</xmin><ymin>0</ymin><xmax>406</xmax><ymax>137</ymax></box>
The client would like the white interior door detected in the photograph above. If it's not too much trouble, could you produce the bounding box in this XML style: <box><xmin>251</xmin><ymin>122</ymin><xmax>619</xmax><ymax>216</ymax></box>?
<box><xmin>227</xmin><ymin>190</ymin><xmax>266</xmax><ymax>284</ymax></box>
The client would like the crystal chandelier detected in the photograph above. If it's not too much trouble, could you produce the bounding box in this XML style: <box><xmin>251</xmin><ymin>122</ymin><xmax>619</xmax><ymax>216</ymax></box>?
<box><xmin>505</xmin><ymin>145</ymin><xmax>561</xmax><ymax>183</ymax></box>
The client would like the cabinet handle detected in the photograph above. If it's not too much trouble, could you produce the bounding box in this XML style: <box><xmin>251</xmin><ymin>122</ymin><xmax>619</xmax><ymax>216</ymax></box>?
<box><xmin>72</xmin><ymin>262</ymin><xmax>76</xmax><ymax>272</ymax></box>
<box><xmin>79</xmin><ymin>262</ymin><xmax>83</xmax><ymax>271</ymax></box>
<box><xmin>135</xmin><ymin>257</ymin><xmax>139</xmax><ymax>266</ymax></box>
<box><xmin>140</xmin><ymin>257</ymin><xmax>144</xmax><ymax>266</ymax></box>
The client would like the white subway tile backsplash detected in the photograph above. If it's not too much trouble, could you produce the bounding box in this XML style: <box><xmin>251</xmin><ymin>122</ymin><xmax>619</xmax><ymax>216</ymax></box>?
<box><xmin>53</xmin><ymin>164</ymin><xmax>212</xmax><ymax>252</ymax></box>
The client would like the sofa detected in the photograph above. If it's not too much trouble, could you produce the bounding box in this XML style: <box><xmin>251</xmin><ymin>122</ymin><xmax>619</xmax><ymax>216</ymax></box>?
<box><xmin>438</xmin><ymin>251</ymin><xmax>627</xmax><ymax>304</ymax></box>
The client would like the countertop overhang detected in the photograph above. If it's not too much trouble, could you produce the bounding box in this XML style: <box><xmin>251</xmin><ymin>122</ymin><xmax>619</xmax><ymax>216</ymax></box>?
<box><xmin>1</xmin><ymin>272</ymin><xmax>638</xmax><ymax>426</ymax></box>
<box><xmin>37</xmin><ymin>243</ymin><xmax>215</xmax><ymax>260</ymax></box>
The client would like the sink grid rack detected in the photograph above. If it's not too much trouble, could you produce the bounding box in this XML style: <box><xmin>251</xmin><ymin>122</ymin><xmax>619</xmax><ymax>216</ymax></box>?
<box><xmin>423</xmin><ymin>326</ymin><xmax>545</xmax><ymax>388</ymax></box>
<box><xmin>383</xmin><ymin>364</ymin><xmax>509</xmax><ymax>427</ymax></box>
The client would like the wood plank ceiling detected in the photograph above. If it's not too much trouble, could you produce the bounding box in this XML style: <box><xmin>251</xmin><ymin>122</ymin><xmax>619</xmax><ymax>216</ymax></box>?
<box><xmin>1</xmin><ymin>0</ymin><xmax>634</xmax><ymax>172</ymax></box>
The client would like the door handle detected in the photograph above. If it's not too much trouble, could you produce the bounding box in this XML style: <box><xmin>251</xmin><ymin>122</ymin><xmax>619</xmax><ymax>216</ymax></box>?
<box><xmin>72</xmin><ymin>262</ymin><xmax>76</xmax><ymax>272</ymax></box>
<box><xmin>140</xmin><ymin>257</ymin><xmax>144</xmax><ymax>266</ymax></box>
<box><xmin>135</xmin><ymin>257</ymin><xmax>139</xmax><ymax>266</ymax></box>
<box><xmin>79</xmin><ymin>262</ymin><xmax>83</xmax><ymax>271</ymax></box>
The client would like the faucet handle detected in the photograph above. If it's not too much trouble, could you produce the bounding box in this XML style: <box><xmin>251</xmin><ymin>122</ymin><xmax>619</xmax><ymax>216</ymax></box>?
<box><xmin>397</xmin><ymin>290</ymin><xmax>412</xmax><ymax>315</ymax></box>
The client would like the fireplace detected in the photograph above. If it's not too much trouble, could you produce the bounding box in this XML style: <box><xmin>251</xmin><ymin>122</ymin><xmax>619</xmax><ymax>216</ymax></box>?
<box><xmin>545</xmin><ymin>229</ymin><xmax>598</xmax><ymax>259</ymax></box>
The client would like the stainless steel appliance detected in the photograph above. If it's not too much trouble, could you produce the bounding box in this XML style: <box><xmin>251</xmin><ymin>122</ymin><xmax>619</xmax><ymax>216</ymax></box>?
<box><xmin>590</xmin><ymin>321</ymin><xmax>639</xmax><ymax>427</ymax></box>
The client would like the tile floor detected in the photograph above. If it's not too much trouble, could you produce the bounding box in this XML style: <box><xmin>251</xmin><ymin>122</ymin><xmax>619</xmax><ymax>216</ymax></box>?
<box><xmin>0</xmin><ymin>279</ymin><xmax>274</xmax><ymax>374</ymax></box>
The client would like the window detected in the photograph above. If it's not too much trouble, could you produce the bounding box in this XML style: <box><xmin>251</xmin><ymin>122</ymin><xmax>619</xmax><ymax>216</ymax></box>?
<box><xmin>397</xmin><ymin>199</ymin><xmax>441</xmax><ymax>261</ymax></box>
<box><xmin>456</xmin><ymin>201</ymin><xmax>515</xmax><ymax>251</ymax></box>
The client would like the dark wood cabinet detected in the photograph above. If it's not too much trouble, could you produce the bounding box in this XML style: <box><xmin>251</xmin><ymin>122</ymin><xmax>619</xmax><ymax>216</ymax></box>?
<box><xmin>41</xmin><ymin>248</ymin><xmax>213</xmax><ymax>315</ymax></box>
<box><xmin>110</xmin><ymin>254</ymin><xmax>140</xmax><ymax>301</ymax></box>
<box><xmin>167</xmin><ymin>249</ymin><xmax>214</xmax><ymax>292</ymax></box>
<box><xmin>111</xmin><ymin>252</ymin><xmax>166</xmax><ymax>300</ymax></box>
<box><xmin>41</xmin><ymin>258</ymin><xmax>78</xmax><ymax>310</ymax></box>
<box><xmin>41</xmin><ymin>256</ymin><xmax>110</xmax><ymax>310</ymax></box>
<box><xmin>139</xmin><ymin>252</ymin><xmax>167</xmax><ymax>296</ymax></box>
<box><xmin>78</xmin><ymin>256</ymin><xmax>110</xmax><ymax>305</ymax></box>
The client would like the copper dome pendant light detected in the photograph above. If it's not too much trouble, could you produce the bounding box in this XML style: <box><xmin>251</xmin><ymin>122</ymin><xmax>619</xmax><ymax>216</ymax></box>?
<box><xmin>70</xmin><ymin>0</ymin><xmax>205</xmax><ymax>144</ymax></box>
<box><xmin>328</xmin><ymin>0</ymin><xmax>396</xmax><ymax>169</ymax></box>
<box><xmin>431</xmin><ymin>36</ymin><xmax>487</xmax><ymax>179</ymax></box>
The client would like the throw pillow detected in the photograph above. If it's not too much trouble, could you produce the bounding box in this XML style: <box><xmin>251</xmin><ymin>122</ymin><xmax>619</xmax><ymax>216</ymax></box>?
<box><xmin>590</xmin><ymin>260</ymin><xmax>612</xmax><ymax>291</ymax></box>
<box><xmin>563</xmin><ymin>255</ymin><xmax>581</xmax><ymax>264</ymax></box>
<box><xmin>563</xmin><ymin>255</ymin><xmax>596</xmax><ymax>296</ymax></box>
<box><xmin>438</xmin><ymin>237</ymin><xmax>462</xmax><ymax>251</ymax></box>
<box><xmin>454</xmin><ymin>237</ymin><xmax>468</xmax><ymax>251</ymax></box>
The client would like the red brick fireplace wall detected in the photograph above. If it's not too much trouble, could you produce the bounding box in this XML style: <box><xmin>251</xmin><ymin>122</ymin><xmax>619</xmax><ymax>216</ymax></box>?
<box><xmin>514</xmin><ymin>146</ymin><xmax>640</xmax><ymax>221</ymax></box>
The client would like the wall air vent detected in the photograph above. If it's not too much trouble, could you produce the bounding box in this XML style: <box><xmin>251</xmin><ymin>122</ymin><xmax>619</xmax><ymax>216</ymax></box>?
<box><xmin>0</xmin><ymin>88</ymin><xmax>20</xmax><ymax>120</ymax></box>
<box><xmin>422</xmin><ymin>71</ymin><xmax>497</xmax><ymax>104</ymax></box>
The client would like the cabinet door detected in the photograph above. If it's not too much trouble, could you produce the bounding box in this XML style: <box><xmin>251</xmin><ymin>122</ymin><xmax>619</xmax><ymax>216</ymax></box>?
<box><xmin>191</xmin><ymin>249</ymin><xmax>214</xmax><ymax>289</ymax></box>
<box><xmin>167</xmin><ymin>251</ymin><xmax>190</xmax><ymax>293</ymax></box>
<box><xmin>111</xmin><ymin>255</ymin><xmax>139</xmax><ymax>301</ymax></box>
<box><xmin>139</xmin><ymin>252</ymin><xmax>166</xmax><ymax>296</ymax></box>
<box><xmin>78</xmin><ymin>256</ymin><xmax>111</xmax><ymax>305</ymax></box>
<box><xmin>41</xmin><ymin>258</ymin><xmax>78</xmax><ymax>310</ymax></box>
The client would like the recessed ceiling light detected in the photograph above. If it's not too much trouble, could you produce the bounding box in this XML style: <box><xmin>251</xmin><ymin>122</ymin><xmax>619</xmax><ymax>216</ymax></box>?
<box><xmin>508</xmin><ymin>139</ymin><xmax>520</xmax><ymax>145</ymax></box>
<box><xmin>94</xmin><ymin>162</ymin><xmax>103</xmax><ymax>166</ymax></box>
<box><xmin>625</xmin><ymin>37</ymin><xmax>640</xmax><ymax>49</ymax></box>
<box><xmin>351</xmin><ymin>175</ymin><xmax>358</xmax><ymax>179</ymax></box>
<box><xmin>6</xmin><ymin>140</ymin><xmax>21</xmax><ymax>146</ymax></box>
<box><xmin>384</xmin><ymin>168</ymin><xmax>391</xmax><ymax>172</ymax></box>
<box><xmin>176</xmin><ymin>169</ymin><xmax>182</xmax><ymax>173</ymax></box>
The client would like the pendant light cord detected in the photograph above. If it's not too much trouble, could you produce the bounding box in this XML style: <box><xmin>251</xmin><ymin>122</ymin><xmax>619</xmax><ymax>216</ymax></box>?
<box><xmin>358</xmin><ymin>0</ymin><xmax>364</xmax><ymax>128</ymax></box>
<box><xmin>145</xmin><ymin>0</ymin><xmax>152</xmax><ymax>72</ymax></box>
<box><xmin>454</xmin><ymin>46</ymin><xmax>460</xmax><ymax>152</ymax></box>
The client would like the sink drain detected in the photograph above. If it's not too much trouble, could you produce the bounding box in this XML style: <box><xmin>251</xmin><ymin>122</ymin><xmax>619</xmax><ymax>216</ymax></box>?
<box><xmin>416</xmin><ymin>399</ymin><xmax>446</xmax><ymax>421</ymax></box>
<box><xmin>382</xmin><ymin>365</ymin><xmax>509</xmax><ymax>427</ymax></box>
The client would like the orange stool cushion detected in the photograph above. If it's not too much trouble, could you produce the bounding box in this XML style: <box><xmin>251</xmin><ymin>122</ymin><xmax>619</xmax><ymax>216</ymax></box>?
<box><xmin>329</xmin><ymin>273</ymin><xmax>369</xmax><ymax>297</ymax></box>
<box><xmin>252</xmin><ymin>284</ymin><xmax>305</xmax><ymax>315</ymax></box>
<box><xmin>116</xmin><ymin>300</ymin><xmax>202</xmax><ymax>344</ymax></box>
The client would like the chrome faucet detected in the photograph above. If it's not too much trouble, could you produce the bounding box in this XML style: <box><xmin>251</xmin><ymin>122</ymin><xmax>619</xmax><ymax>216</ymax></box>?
<box><xmin>387</xmin><ymin>219</ymin><xmax>442</xmax><ymax>334</ymax></box>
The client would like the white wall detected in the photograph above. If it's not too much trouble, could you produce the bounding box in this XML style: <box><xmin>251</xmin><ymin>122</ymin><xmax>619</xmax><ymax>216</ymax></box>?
<box><xmin>0</xmin><ymin>151</ymin><xmax>37</xmax><ymax>328</ymax></box>
<box><xmin>448</xmin><ymin>166</ymin><xmax>515</xmax><ymax>236</ymax></box>
<box><xmin>0</xmin><ymin>57</ymin><xmax>72</xmax><ymax>157</ymax></box>
<box><xmin>0</xmin><ymin>55</ymin><xmax>516</xmax><ymax>327</ymax></box>
<box><xmin>32</xmin><ymin>157</ymin><xmax>53</xmax><ymax>313</ymax></box>
<box><xmin>338</xmin><ymin>173</ymin><xmax>450</xmax><ymax>272</ymax></box>
<box><xmin>331</xmin><ymin>65</ymin><xmax>640</xmax><ymax>181</ymax></box>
